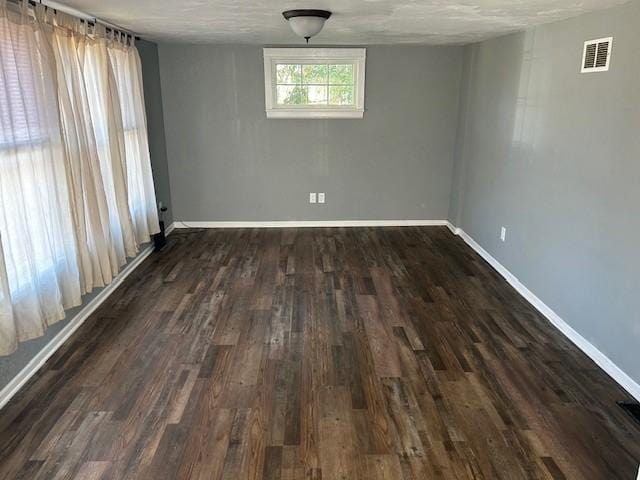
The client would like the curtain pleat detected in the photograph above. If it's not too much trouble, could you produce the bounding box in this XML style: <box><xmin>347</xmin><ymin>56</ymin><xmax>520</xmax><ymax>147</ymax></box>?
<box><xmin>0</xmin><ymin>1</ymin><xmax>159</xmax><ymax>355</ymax></box>
<box><xmin>108</xmin><ymin>44</ymin><xmax>159</xmax><ymax>244</ymax></box>
<box><xmin>85</xmin><ymin>27</ymin><xmax>139</xmax><ymax>262</ymax></box>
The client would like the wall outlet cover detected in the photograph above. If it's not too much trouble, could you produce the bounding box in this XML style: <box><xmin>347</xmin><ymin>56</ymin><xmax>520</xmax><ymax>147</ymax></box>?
<box><xmin>500</xmin><ymin>227</ymin><xmax>507</xmax><ymax>242</ymax></box>
<box><xmin>309</xmin><ymin>193</ymin><xmax>317</xmax><ymax>204</ymax></box>
<box><xmin>318</xmin><ymin>193</ymin><xmax>325</xmax><ymax>204</ymax></box>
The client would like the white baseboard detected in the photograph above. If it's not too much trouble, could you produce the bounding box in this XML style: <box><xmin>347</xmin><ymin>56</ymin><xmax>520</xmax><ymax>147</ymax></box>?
<box><xmin>447</xmin><ymin>222</ymin><xmax>640</xmax><ymax>402</ymax></box>
<box><xmin>0</xmin><ymin>229</ymin><xmax>176</xmax><ymax>411</ymax></box>
<box><xmin>173</xmin><ymin>220</ymin><xmax>449</xmax><ymax>229</ymax></box>
<box><xmin>165</xmin><ymin>222</ymin><xmax>176</xmax><ymax>236</ymax></box>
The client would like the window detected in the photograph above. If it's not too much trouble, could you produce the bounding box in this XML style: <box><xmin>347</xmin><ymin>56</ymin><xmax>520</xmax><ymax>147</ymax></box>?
<box><xmin>0</xmin><ymin>33</ymin><xmax>49</xmax><ymax>150</ymax></box>
<box><xmin>0</xmin><ymin>17</ymin><xmax>69</xmax><ymax>297</ymax></box>
<box><xmin>263</xmin><ymin>48</ymin><xmax>366</xmax><ymax>119</ymax></box>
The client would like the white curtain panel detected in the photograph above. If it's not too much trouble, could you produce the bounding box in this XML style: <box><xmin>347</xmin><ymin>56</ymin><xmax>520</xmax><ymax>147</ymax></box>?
<box><xmin>108</xmin><ymin>43</ymin><xmax>160</xmax><ymax>244</ymax></box>
<box><xmin>83</xmin><ymin>26</ymin><xmax>139</xmax><ymax>262</ymax></box>
<box><xmin>46</xmin><ymin>11</ymin><xmax>122</xmax><ymax>292</ymax></box>
<box><xmin>0</xmin><ymin>2</ymin><xmax>82</xmax><ymax>350</ymax></box>
<box><xmin>0</xmin><ymin>1</ymin><xmax>159</xmax><ymax>355</ymax></box>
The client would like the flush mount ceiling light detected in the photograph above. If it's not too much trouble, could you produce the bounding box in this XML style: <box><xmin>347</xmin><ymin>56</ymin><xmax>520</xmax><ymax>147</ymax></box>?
<box><xmin>282</xmin><ymin>9</ymin><xmax>332</xmax><ymax>43</ymax></box>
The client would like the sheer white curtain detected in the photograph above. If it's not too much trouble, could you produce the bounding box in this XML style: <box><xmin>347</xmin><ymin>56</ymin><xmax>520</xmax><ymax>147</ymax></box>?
<box><xmin>83</xmin><ymin>26</ymin><xmax>139</xmax><ymax>262</ymax></box>
<box><xmin>0</xmin><ymin>1</ymin><xmax>82</xmax><ymax>351</ymax></box>
<box><xmin>45</xmin><ymin>10</ymin><xmax>122</xmax><ymax>291</ymax></box>
<box><xmin>0</xmin><ymin>1</ymin><xmax>159</xmax><ymax>355</ymax></box>
<box><xmin>108</xmin><ymin>43</ymin><xmax>159</xmax><ymax>244</ymax></box>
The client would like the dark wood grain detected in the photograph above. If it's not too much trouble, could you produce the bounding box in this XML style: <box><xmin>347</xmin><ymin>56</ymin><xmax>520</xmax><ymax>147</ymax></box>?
<box><xmin>0</xmin><ymin>227</ymin><xmax>638</xmax><ymax>479</ymax></box>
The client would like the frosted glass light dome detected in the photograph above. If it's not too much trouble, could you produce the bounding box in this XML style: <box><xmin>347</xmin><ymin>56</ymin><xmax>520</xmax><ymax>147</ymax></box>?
<box><xmin>282</xmin><ymin>10</ymin><xmax>332</xmax><ymax>43</ymax></box>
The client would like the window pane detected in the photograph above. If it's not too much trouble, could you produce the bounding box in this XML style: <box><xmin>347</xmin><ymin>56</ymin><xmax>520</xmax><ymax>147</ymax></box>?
<box><xmin>302</xmin><ymin>64</ymin><xmax>328</xmax><ymax>84</ymax></box>
<box><xmin>277</xmin><ymin>85</ymin><xmax>307</xmax><ymax>105</ymax></box>
<box><xmin>329</xmin><ymin>64</ymin><xmax>354</xmax><ymax>85</ymax></box>
<box><xmin>329</xmin><ymin>85</ymin><xmax>354</xmax><ymax>105</ymax></box>
<box><xmin>306</xmin><ymin>85</ymin><xmax>327</xmax><ymax>105</ymax></box>
<box><xmin>276</xmin><ymin>64</ymin><xmax>301</xmax><ymax>84</ymax></box>
<box><xmin>0</xmin><ymin>34</ymin><xmax>47</xmax><ymax>147</ymax></box>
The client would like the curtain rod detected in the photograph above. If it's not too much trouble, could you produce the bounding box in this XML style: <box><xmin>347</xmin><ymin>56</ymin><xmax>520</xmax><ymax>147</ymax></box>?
<box><xmin>7</xmin><ymin>0</ymin><xmax>141</xmax><ymax>41</ymax></box>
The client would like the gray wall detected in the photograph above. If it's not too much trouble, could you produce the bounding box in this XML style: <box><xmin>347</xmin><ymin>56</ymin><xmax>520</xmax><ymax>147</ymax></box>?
<box><xmin>450</xmin><ymin>1</ymin><xmax>640</xmax><ymax>385</ymax></box>
<box><xmin>138</xmin><ymin>40</ymin><xmax>173</xmax><ymax>225</ymax></box>
<box><xmin>157</xmin><ymin>45</ymin><xmax>464</xmax><ymax>222</ymax></box>
<box><xmin>0</xmin><ymin>41</ymin><xmax>170</xmax><ymax>391</ymax></box>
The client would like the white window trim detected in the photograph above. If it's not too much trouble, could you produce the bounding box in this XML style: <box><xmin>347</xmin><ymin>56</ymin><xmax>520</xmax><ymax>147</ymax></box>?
<box><xmin>263</xmin><ymin>48</ymin><xmax>366</xmax><ymax>119</ymax></box>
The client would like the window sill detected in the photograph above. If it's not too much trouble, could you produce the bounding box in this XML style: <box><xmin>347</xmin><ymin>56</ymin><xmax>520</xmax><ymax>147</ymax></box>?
<box><xmin>265</xmin><ymin>109</ymin><xmax>364</xmax><ymax>119</ymax></box>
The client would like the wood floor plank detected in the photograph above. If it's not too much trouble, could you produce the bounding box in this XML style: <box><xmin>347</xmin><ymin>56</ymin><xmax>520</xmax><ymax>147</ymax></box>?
<box><xmin>0</xmin><ymin>227</ymin><xmax>638</xmax><ymax>479</ymax></box>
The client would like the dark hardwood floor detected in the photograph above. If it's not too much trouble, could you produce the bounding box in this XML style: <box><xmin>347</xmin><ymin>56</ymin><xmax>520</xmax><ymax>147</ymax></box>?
<box><xmin>0</xmin><ymin>227</ymin><xmax>638</xmax><ymax>479</ymax></box>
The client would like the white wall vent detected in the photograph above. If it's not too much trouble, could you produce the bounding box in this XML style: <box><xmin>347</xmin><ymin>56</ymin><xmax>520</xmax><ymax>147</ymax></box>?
<box><xmin>581</xmin><ymin>37</ymin><xmax>613</xmax><ymax>73</ymax></box>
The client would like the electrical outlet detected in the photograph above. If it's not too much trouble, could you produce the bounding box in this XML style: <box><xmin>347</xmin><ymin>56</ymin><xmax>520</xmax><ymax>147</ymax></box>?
<box><xmin>309</xmin><ymin>193</ymin><xmax>317</xmax><ymax>204</ymax></box>
<box><xmin>500</xmin><ymin>227</ymin><xmax>507</xmax><ymax>242</ymax></box>
<box><xmin>318</xmin><ymin>193</ymin><xmax>325</xmax><ymax>204</ymax></box>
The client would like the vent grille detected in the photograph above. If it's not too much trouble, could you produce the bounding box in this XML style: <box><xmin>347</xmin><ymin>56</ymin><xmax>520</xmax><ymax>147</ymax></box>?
<box><xmin>581</xmin><ymin>37</ymin><xmax>613</xmax><ymax>73</ymax></box>
<box><xmin>583</xmin><ymin>43</ymin><xmax>597</xmax><ymax>69</ymax></box>
<box><xmin>595</xmin><ymin>42</ymin><xmax>609</xmax><ymax>68</ymax></box>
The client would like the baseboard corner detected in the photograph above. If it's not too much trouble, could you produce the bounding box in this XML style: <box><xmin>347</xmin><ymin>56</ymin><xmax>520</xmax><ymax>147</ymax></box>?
<box><xmin>445</xmin><ymin>221</ymin><xmax>460</xmax><ymax>235</ymax></box>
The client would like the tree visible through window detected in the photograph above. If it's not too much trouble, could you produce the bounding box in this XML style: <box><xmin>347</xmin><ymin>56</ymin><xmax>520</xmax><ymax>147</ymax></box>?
<box><xmin>276</xmin><ymin>63</ymin><xmax>355</xmax><ymax>106</ymax></box>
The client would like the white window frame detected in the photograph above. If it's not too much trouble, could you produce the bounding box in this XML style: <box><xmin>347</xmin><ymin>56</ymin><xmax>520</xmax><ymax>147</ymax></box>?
<box><xmin>263</xmin><ymin>48</ymin><xmax>366</xmax><ymax>119</ymax></box>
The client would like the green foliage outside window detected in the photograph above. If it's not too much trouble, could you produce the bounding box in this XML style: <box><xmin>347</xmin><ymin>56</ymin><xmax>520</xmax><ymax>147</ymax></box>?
<box><xmin>276</xmin><ymin>63</ymin><xmax>355</xmax><ymax>106</ymax></box>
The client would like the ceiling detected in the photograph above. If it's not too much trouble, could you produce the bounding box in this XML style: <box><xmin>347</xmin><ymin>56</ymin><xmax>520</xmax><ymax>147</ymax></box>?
<box><xmin>52</xmin><ymin>0</ymin><xmax>630</xmax><ymax>45</ymax></box>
